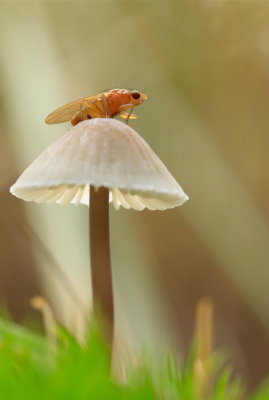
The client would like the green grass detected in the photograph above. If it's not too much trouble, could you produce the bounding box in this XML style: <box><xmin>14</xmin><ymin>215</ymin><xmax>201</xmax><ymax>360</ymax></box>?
<box><xmin>0</xmin><ymin>317</ymin><xmax>268</xmax><ymax>399</ymax></box>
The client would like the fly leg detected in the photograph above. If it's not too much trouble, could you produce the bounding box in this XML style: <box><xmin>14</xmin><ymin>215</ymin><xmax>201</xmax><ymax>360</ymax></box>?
<box><xmin>71</xmin><ymin>109</ymin><xmax>90</xmax><ymax>125</ymax></box>
<box><xmin>118</xmin><ymin>104</ymin><xmax>137</xmax><ymax>124</ymax></box>
<box><xmin>125</xmin><ymin>106</ymin><xmax>134</xmax><ymax>125</ymax></box>
<box><xmin>71</xmin><ymin>95</ymin><xmax>113</xmax><ymax>126</ymax></box>
<box><xmin>83</xmin><ymin>95</ymin><xmax>109</xmax><ymax>118</ymax></box>
<box><xmin>100</xmin><ymin>94</ymin><xmax>109</xmax><ymax>118</ymax></box>
<box><xmin>80</xmin><ymin>99</ymin><xmax>83</xmax><ymax>121</ymax></box>
<box><xmin>71</xmin><ymin>99</ymin><xmax>94</xmax><ymax>126</ymax></box>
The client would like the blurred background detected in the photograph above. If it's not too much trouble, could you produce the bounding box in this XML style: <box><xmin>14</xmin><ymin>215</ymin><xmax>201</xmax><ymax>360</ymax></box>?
<box><xmin>0</xmin><ymin>0</ymin><xmax>269</xmax><ymax>391</ymax></box>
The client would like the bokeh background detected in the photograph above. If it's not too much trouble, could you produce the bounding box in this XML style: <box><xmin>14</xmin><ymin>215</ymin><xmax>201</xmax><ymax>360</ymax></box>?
<box><xmin>0</xmin><ymin>0</ymin><xmax>269</xmax><ymax>391</ymax></box>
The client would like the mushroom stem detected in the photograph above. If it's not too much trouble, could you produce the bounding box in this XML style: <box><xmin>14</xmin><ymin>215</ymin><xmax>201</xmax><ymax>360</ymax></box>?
<box><xmin>90</xmin><ymin>185</ymin><xmax>114</xmax><ymax>352</ymax></box>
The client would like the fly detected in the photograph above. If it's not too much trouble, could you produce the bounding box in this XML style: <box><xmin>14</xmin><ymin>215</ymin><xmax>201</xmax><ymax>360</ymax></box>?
<box><xmin>45</xmin><ymin>88</ymin><xmax>147</xmax><ymax>126</ymax></box>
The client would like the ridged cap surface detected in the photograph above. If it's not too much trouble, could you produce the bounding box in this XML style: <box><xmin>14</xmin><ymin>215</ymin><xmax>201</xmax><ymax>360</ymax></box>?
<box><xmin>10</xmin><ymin>119</ymin><xmax>188</xmax><ymax>210</ymax></box>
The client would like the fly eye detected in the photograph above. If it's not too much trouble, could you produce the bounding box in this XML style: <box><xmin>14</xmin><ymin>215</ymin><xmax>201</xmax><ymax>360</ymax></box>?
<box><xmin>131</xmin><ymin>91</ymin><xmax>141</xmax><ymax>100</ymax></box>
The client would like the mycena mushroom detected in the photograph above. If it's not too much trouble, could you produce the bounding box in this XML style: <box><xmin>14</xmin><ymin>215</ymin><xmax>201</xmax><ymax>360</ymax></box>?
<box><xmin>10</xmin><ymin>118</ymin><xmax>189</xmax><ymax>358</ymax></box>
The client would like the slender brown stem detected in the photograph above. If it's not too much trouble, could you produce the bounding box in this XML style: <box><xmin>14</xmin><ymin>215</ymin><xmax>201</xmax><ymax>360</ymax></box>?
<box><xmin>90</xmin><ymin>186</ymin><xmax>114</xmax><ymax>351</ymax></box>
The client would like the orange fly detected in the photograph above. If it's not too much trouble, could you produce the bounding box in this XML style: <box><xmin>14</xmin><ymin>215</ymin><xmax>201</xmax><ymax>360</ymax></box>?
<box><xmin>45</xmin><ymin>88</ymin><xmax>147</xmax><ymax>126</ymax></box>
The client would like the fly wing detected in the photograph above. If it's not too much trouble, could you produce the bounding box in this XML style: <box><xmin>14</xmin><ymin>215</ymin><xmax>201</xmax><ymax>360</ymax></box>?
<box><xmin>45</xmin><ymin>99</ymin><xmax>83</xmax><ymax>124</ymax></box>
<box><xmin>45</xmin><ymin>94</ymin><xmax>104</xmax><ymax>124</ymax></box>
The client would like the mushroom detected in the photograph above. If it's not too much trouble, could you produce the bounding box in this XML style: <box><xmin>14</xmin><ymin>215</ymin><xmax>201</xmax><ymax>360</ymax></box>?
<box><xmin>10</xmin><ymin>118</ymin><xmax>188</xmax><ymax>356</ymax></box>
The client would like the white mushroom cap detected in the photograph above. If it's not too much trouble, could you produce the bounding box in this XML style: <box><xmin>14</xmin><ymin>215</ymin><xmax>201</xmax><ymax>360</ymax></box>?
<box><xmin>10</xmin><ymin>119</ymin><xmax>188</xmax><ymax>211</ymax></box>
